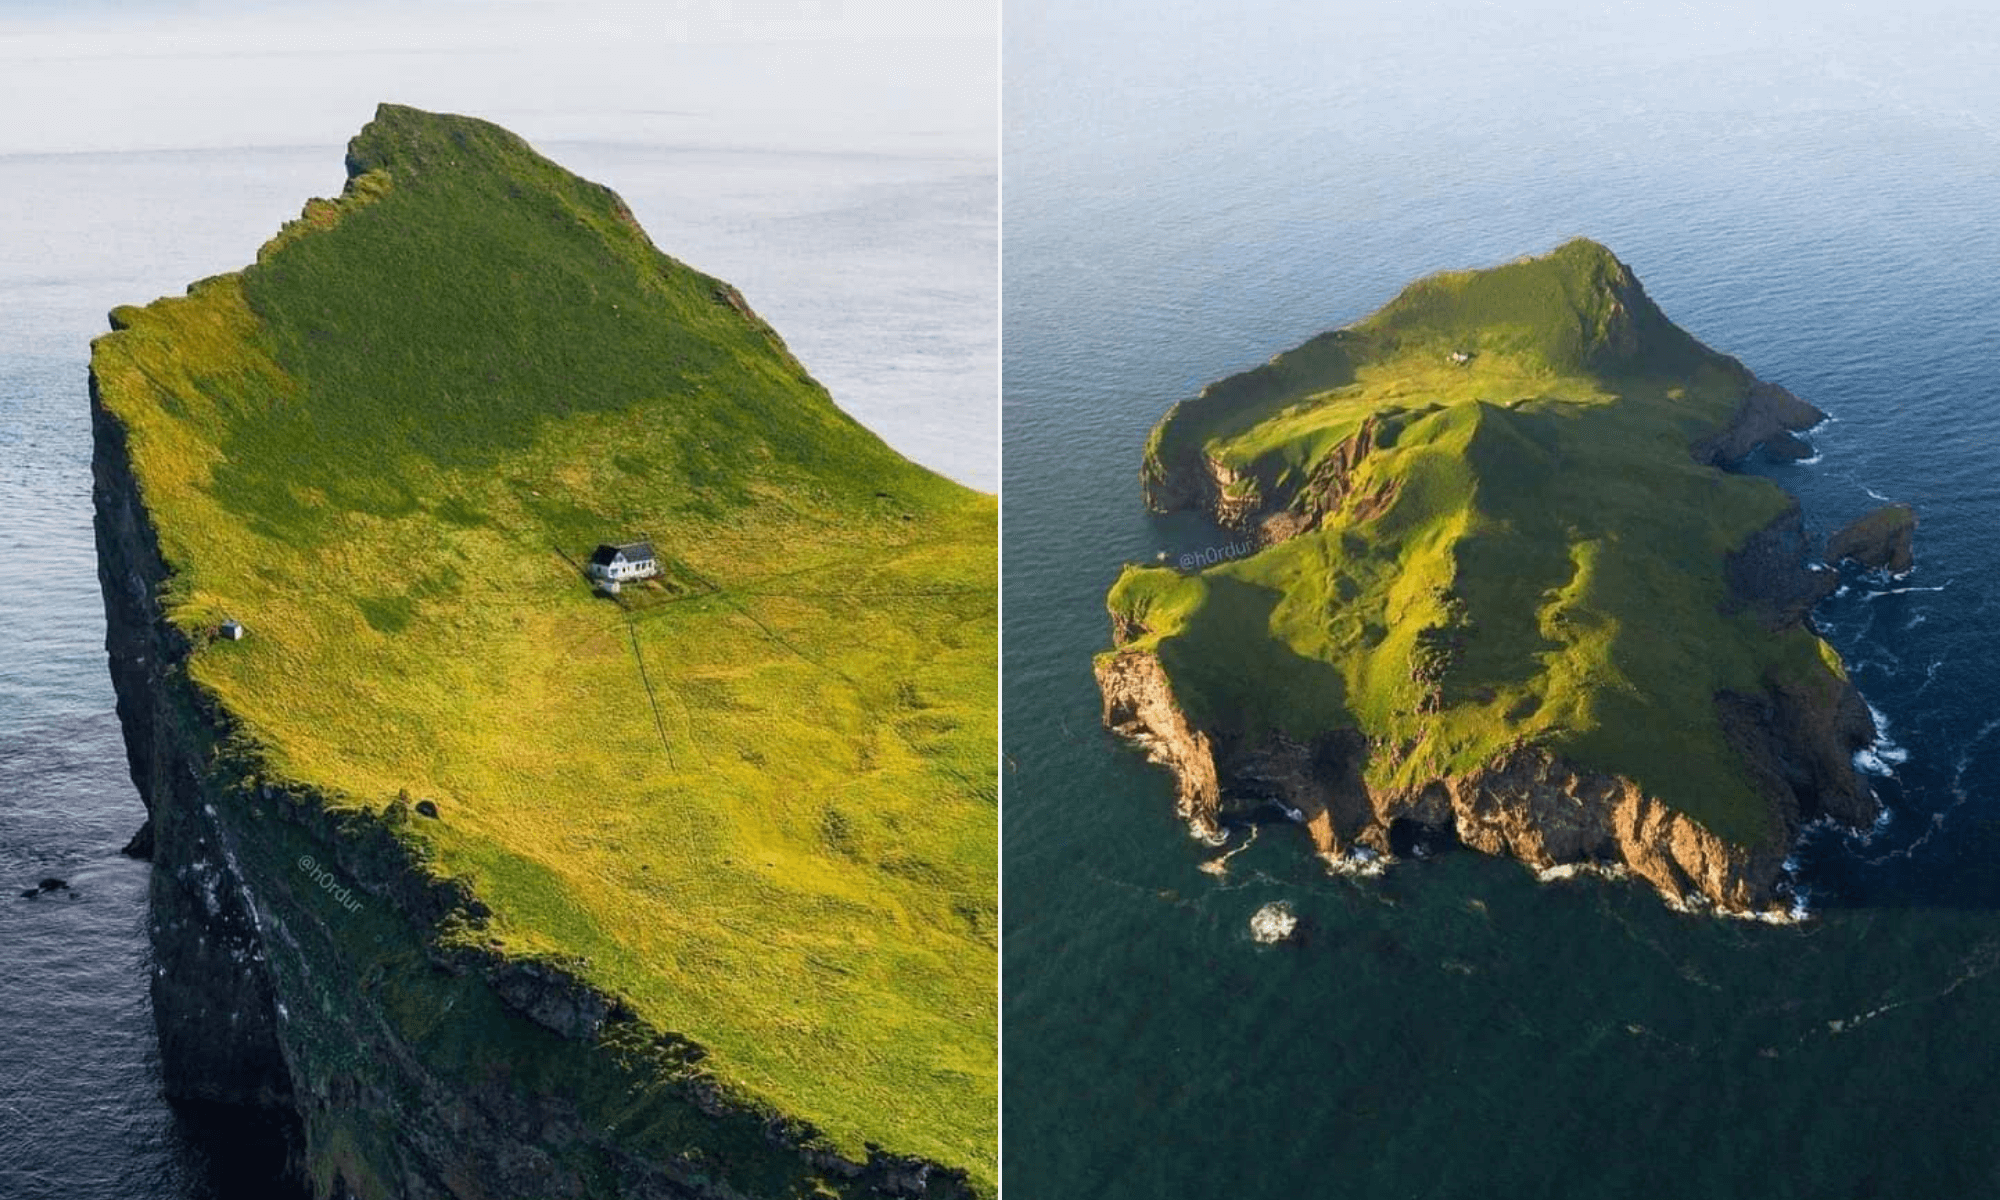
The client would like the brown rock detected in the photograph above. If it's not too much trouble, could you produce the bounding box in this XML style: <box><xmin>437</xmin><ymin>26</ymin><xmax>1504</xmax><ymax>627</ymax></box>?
<box><xmin>1826</xmin><ymin>503</ymin><xmax>1917</xmax><ymax>574</ymax></box>
<box><xmin>1691</xmin><ymin>380</ymin><xmax>1827</xmax><ymax>466</ymax></box>
<box><xmin>1094</xmin><ymin>651</ymin><xmax>1222</xmax><ymax>837</ymax></box>
<box><xmin>1095</xmin><ymin>642</ymin><xmax>1878</xmax><ymax>917</ymax></box>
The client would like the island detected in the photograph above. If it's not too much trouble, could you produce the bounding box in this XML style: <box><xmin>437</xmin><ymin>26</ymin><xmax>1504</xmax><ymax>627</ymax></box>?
<box><xmin>92</xmin><ymin>104</ymin><xmax>995</xmax><ymax>1198</ymax></box>
<box><xmin>1096</xmin><ymin>239</ymin><xmax>1908</xmax><ymax>917</ymax></box>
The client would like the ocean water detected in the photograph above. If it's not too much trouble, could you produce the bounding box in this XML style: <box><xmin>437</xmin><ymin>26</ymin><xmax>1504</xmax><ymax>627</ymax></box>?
<box><xmin>0</xmin><ymin>133</ymin><xmax>992</xmax><ymax>1196</ymax></box>
<box><xmin>1003</xmin><ymin>2</ymin><xmax>2000</xmax><ymax>1196</ymax></box>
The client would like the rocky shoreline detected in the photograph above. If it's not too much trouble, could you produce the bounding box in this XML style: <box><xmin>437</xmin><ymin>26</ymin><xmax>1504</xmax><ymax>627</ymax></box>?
<box><xmin>1101</xmin><ymin>374</ymin><xmax>1904</xmax><ymax>917</ymax></box>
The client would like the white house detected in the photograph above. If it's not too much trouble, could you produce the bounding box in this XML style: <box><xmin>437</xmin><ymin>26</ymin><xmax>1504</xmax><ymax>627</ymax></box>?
<box><xmin>587</xmin><ymin>542</ymin><xmax>660</xmax><ymax>590</ymax></box>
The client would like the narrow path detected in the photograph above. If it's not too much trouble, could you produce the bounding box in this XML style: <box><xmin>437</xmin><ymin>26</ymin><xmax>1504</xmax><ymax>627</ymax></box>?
<box><xmin>625</xmin><ymin>619</ymin><xmax>676</xmax><ymax>771</ymax></box>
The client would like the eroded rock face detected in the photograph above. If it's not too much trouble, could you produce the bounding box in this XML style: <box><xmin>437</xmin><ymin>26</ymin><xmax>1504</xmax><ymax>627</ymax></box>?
<box><xmin>1724</xmin><ymin>503</ymin><xmax>1839</xmax><ymax>630</ymax></box>
<box><xmin>1691</xmin><ymin>380</ymin><xmax>1827</xmax><ymax>467</ymax></box>
<box><xmin>92</xmin><ymin>377</ymin><xmax>298</xmax><ymax>1114</ymax></box>
<box><xmin>1095</xmin><ymin>651</ymin><xmax>1221</xmax><ymax>836</ymax></box>
<box><xmin>1827</xmin><ymin>504</ymin><xmax>1917</xmax><ymax>574</ymax></box>
<box><xmin>1095</xmin><ymin>661</ymin><xmax>1876</xmax><ymax>915</ymax></box>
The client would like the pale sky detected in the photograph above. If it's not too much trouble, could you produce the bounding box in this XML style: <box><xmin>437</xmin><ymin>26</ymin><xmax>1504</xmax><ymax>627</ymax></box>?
<box><xmin>0</xmin><ymin>0</ymin><xmax>996</xmax><ymax>157</ymax></box>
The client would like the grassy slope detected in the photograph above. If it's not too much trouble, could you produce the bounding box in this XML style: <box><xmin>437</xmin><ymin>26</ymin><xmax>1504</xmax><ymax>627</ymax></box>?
<box><xmin>92</xmin><ymin>105</ymin><xmax>995</xmax><ymax>1182</ymax></box>
<box><xmin>1112</xmin><ymin>239</ymin><xmax>1842</xmax><ymax>848</ymax></box>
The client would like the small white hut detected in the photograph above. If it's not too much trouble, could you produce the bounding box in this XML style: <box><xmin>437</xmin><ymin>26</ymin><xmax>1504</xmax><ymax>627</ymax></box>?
<box><xmin>587</xmin><ymin>542</ymin><xmax>660</xmax><ymax>592</ymax></box>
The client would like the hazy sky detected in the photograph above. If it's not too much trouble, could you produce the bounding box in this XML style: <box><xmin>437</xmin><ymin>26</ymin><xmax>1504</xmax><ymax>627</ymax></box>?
<box><xmin>0</xmin><ymin>0</ymin><xmax>995</xmax><ymax>157</ymax></box>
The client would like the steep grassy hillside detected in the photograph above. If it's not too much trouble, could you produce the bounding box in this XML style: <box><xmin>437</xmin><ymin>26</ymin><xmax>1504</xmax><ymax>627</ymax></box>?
<box><xmin>1112</xmin><ymin>239</ymin><xmax>1844</xmax><ymax>849</ymax></box>
<box><xmin>92</xmin><ymin>104</ymin><xmax>995</xmax><ymax>1186</ymax></box>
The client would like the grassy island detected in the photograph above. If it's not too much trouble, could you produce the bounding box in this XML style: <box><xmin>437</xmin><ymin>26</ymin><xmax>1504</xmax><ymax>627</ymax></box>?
<box><xmin>1109</xmin><ymin>239</ymin><xmax>1858</xmax><ymax>858</ymax></box>
<box><xmin>93</xmin><ymin>104</ymin><xmax>995</xmax><ymax>1189</ymax></box>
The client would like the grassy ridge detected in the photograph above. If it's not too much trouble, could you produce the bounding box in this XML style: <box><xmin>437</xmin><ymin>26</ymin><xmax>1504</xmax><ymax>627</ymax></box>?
<box><xmin>93</xmin><ymin>104</ymin><xmax>995</xmax><ymax>1183</ymax></box>
<box><xmin>1112</xmin><ymin>239</ymin><xmax>1839</xmax><ymax>847</ymax></box>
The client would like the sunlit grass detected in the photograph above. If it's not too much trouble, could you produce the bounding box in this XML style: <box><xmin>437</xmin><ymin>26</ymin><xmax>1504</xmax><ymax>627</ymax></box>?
<box><xmin>93</xmin><ymin>104</ymin><xmax>995</xmax><ymax>1184</ymax></box>
<box><xmin>1114</xmin><ymin>239</ymin><xmax>1837</xmax><ymax>847</ymax></box>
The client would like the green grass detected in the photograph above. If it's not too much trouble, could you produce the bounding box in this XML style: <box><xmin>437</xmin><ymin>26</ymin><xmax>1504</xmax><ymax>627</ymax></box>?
<box><xmin>92</xmin><ymin>104</ymin><xmax>995</xmax><ymax>1185</ymax></box>
<box><xmin>1114</xmin><ymin>239</ymin><xmax>1842</xmax><ymax>848</ymax></box>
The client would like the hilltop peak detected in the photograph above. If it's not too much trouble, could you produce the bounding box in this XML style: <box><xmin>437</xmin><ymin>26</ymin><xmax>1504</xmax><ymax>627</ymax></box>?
<box><xmin>1366</xmin><ymin>237</ymin><xmax>1724</xmax><ymax>378</ymax></box>
<box><xmin>1544</xmin><ymin>235</ymin><xmax>1625</xmax><ymax>269</ymax></box>
<box><xmin>343</xmin><ymin>102</ymin><xmax>539</xmax><ymax>183</ymax></box>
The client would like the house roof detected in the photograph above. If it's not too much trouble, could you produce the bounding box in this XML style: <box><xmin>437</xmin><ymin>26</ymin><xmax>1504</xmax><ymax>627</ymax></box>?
<box><xmin>590</xmin><ymin>541</ymin><xmax>655</xmax><ymax>565</ymax></box>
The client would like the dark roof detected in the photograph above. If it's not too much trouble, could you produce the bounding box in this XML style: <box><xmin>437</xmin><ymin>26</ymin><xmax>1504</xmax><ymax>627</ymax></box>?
<box><xmin>590</xmin><ymin>541</ymin><xmax>654</xmax><ymax>565</ymax></box>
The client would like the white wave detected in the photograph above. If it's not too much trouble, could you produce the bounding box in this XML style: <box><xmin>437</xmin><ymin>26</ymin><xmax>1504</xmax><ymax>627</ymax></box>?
<box><xmin>1853</xmin><ymin>748</ymin><xmax>1898</xmax><ymax>777</ymax></box>
<box><xmin>1868</xmin><ymin>798</ymin><xmax>1894</xmax><ymax>835</ymax></box>
<box><xmin>1860</xmin><ymin>701</ymin><xmax>1909</xmax><ymax>769</ymax></box>
<box><xmin>1732</xmin><ymin>897</ymin><xmax>1812</xmax><ymax>925</ymax></box>
<box><xmin>1789</xmin><ymin>451</ymin><xmax>1825</xmax><ymax>466</ymax></box>
<box><xmin>1199</xmin><ymin>824</ymin><xmax>1260</xmax><ymax>876</ymax></box>
<box><xmin>1249</xmin><ymin>901</ymin><xmax>1298</xmax><ymax>943</ymax></box>
<box><xmin>1320</xmin><ymin>847</ymin><xmax>1390</xmax><ymax>877</ymax></box>
<box><xmin>1852</xmin><ymin>717</ymin><xmax>2000</xmax><ymax>866</ymax></box>
<box><xmin>1865</xmin><ymin>486</ymin><xmax>1893</xmax><ymax>503</ymax></box>
<box><xmin>1534</xmin><ymin>861</ymin><xmax>1629</xmax><ymax>884</ymax></box>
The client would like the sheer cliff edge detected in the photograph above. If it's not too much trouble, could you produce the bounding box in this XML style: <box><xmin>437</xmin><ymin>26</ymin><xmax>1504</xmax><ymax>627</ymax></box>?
<box><xmin>92</xmin><ymin>104</ymin><xmax>996</xmax><ymax>1198</ymax></box>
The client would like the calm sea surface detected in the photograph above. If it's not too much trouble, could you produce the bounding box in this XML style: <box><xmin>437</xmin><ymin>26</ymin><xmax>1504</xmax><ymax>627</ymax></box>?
<box><xmin>1004</xmin><ymin>2</ymin><xmax>2000</xmax><ymax>1196</ymax></box>
<box><xmin>0</xmin><ymin>134</ymin><xmax>992</xmax><ymax>1197</ymax></box>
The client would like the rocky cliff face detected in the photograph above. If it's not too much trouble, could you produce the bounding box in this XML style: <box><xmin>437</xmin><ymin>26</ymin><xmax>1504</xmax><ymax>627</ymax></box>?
<box><xmin>1690</xmin><ymin>380</ymin><xmax>1826</xmax><ymax>466</ymax></box>
<box><xmin>1096</xmin><ymin>645</ymin><xmax>1875</xmax><ymax>916</ymax></box>
<box><xmin>1104</xmin><ymin>376</ymin><xmax>1888</xmax><ymax>917</ymax></box>
<box><xmin>93</xmin><ymin>378</ymin><xmax>971</xmax><ymax>1200</ymax></box>
<box><xmin>93</xmin><ymin>376</ymin><xmax>300</xmax><ymax>1116</ymax></box>
<box><xmin>1827</xmin><ymin>504</ymin><xmax>1918</xmax><ymax>574</ymax></box>
<box><xmin>1095</xmin><ymin>652</ymin><xmax>1223</xmax><ymax>835</ymax></box>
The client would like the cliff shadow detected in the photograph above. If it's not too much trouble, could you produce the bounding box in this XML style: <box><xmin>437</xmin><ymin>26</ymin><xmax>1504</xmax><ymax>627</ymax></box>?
<box><xmin>1154</xmin><ymin>574</ymin><xmax>1356</xmax><ymax>750</ymax></box>
<box><xmin>161</xmin><ymin>1097</ymin><xmax>309</xmax><ymax>1200</ymax></box>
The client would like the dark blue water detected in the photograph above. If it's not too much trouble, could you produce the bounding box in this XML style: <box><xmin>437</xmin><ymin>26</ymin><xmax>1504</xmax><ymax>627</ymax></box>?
<box><xmin>1004</xmin><ymin>2</ymin><xmax>2000</xmax><ymax>1195</ymax></box>
<box><xmin>0</xmin><ymin>135</ymin><xmax>992</xmax><ymax>1197</ymax></box>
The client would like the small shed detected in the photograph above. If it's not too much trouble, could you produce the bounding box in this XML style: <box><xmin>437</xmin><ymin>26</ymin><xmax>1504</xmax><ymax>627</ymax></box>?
<box><xmin>587</xmin><ymin>541</ymin><xmax>661</xmax><ymax>585</ymax></box>
<box><xmin>219</xmin><ymin>619</ymin><xmax>246</xmax><ymax>641</ymax></box>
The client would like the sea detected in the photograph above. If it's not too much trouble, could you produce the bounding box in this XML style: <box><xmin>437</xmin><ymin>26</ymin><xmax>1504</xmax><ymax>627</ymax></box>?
<box><xmin>0</xmin><ymin>112</ymin><xmax>993</xmax><ymax>1200</ymax></box>
<box><xmin>1003</xmin><ymin>1</ymin><xmax>2000</xmax><ymax>1196</ymax></box>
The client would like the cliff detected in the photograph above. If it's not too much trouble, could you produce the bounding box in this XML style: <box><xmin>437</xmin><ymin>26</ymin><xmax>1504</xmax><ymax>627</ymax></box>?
<box><xmin>93</xmin><ymin>104</ymin><xmax>994</xmax><ymax>1197</ymax></box>
<box><xmin>1099</xmin><ymin>240</ymin><xmax>1888</xmax><ymax>916</ymax></box>
<box><xmin>1826</xmin><ymin>504</ymin><xmax>1917</xmax><ymax>574</ymax></box>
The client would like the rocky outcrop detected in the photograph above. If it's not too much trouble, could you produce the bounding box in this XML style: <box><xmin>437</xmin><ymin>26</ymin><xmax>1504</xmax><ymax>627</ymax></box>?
<box><xmin>1723</xmin><ymin>502</ymin><xmax>1839</xmax><ymax>629</ymax></box>
<box><xmin>1691</xmin><ymin>380</ymin><xmax>1826</xmax><ymax>466</ymax></box>
<box><xmin>1144</xmin><ymin>412</ymin><xmax>1399</xmax><ymax>552</ymax></box>
<box><xmin>1095</xmin><ymin>651</ymin><xmax>1222</xmax><ymax>835</ymax></box>
<box><xmin>1101</xmin><ymin>632</ymin><xmax>1883</xmax><ymax>913</ymax></box>
<box><xmin>1097</xmin><ymin>641</ymin><xmax>1877</xmax><ymax>915</ymax></box>
<box><xmin>1827</xmin><ymin>504</ymin><xmax>1917</xmax><ymax>574</ymax></box>
<box><xmin>92</xmin><ymin>375</ymin><xmax>975</xmax><ymax>1200</ymax></box>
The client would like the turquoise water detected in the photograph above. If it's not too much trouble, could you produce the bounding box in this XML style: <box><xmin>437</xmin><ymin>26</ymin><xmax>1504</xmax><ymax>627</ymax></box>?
<box><xmin>1003</xmin><ymin>2</ymin><xmax>2000</xmax><ymax>1195</ymax></box>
